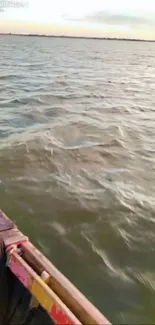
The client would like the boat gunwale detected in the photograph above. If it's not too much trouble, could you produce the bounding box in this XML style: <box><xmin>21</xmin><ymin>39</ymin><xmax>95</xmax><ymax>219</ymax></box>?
<box><xmin>0</xmin><ymin>210</ymin><xmax>111</xmax><ymax>325</ymax></box>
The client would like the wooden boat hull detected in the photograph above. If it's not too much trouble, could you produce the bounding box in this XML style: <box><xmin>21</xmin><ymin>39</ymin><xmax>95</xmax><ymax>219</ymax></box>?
<box><xmin>0</xmin><ymin>210</ymin><xmax>111</xmax><ymax>325</ymax></box>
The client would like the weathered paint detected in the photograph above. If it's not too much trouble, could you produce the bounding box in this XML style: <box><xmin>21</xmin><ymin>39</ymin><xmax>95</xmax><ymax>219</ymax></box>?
<box><xmin>0</xmin><ymin>210</ymin><xmax>111</xmax><ymax>325</ymax></box>
<box><xmin>22</xmin><ymin>241</ymin><xmax>111</xmax><ymax>325</ymax></box>
<box><xmin>50</xmin><ymin>304</ymin><xmax>75</xmax><ymax>325</ymax></box>
<box><xmin>8</xmin><ymin>251</ymin><xmax>81</xmax><ymax>325</ymax></box>
<box><xmin>31</xmin><ymin>278</ymin><xmax>53</xmax><ymax>313</ymax></box>
<box><xmin>0</xmin><ymin>210</ymin><xmax>28</xmax><ymax>247</ymax></box>
<box><xmin>32</xmin><ymin>280</ymin><xmax>75</xmax><ymax>324</ymax></box>
<box><xmin>8</xmin><ymin>254</ymin><xmax>32</xmax><ymax>288</ymax></box>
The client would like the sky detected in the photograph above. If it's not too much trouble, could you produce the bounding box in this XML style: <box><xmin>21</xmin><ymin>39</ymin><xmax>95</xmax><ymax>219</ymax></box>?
<box><xmin>1</xmin><ymin>0</ymin><xmax>155</xmax><ymax>39</ymax></box>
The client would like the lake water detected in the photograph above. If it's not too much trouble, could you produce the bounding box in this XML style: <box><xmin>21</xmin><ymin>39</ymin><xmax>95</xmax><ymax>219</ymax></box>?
<box><xmin>1</xmin><ymin>35</ymin><xmax>155</xmax><ymax>324</ymax></box>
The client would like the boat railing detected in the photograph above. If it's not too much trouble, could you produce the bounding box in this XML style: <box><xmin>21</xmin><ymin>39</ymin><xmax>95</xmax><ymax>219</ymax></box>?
<box><xmin>0</xmin><ymin>210</ymin><xmax>111</xmax><ymax>325</ymax></box>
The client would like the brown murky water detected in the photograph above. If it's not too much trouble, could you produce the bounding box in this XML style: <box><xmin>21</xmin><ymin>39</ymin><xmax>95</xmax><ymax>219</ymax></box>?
<box><xmin>1</xmin><ymin>35</ymin><xmax>155</xmax><ymax>323</ymax></box>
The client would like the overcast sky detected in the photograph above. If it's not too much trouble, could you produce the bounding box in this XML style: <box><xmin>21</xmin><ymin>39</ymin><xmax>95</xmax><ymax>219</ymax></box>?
<box><xmin>1</xmin><ymin>0</ymin><xmax>155</xmax><ymax>39</ymax></box>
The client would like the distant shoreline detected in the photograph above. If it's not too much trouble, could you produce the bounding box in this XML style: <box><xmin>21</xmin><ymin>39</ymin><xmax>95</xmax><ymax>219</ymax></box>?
<box><xmin>0</xmin><ymin>33</ymin><xmax>155</xmax><ymax>42</ymax></box>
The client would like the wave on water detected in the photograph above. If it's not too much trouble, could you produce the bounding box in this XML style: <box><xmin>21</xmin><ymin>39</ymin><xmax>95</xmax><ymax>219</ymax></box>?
<box><xmin>1</xmin><ymin>35</ymin><xmax>155</xmax><ymax>324</ymax></box>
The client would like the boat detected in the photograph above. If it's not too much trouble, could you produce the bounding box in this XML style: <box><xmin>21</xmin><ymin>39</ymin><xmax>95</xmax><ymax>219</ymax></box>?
<box><xmin>0</xmin><ymin>209</ymin><xmax>111</xmax><ymax>325</ymax></box>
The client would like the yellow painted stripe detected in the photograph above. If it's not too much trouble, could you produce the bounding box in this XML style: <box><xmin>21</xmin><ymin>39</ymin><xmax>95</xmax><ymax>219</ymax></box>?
<box><xmin>8</xmin><ymin>252</ymin><xmax>80</xmax><ymax>324</ymax></box>
<box><xmin>31</xmin><ymin>278</ymin><xmax>54</xmax><ymax>313</ymax></box>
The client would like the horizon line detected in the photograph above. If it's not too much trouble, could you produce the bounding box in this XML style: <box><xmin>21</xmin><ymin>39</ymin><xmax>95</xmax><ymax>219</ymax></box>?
<box><xmin>0</xmin><ymin>32</ymin><xmax>155</xmax><ymax>42</ymax></box>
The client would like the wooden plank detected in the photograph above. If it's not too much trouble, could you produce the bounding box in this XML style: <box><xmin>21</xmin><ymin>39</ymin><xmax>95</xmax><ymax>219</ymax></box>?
<box><xmin>0</xmin><ymin>210</ymin><xmax>111</xmax><ymax>325</ymax></box>
<box><xmin>7</xmin><ymin>251</ymin><xmax>81</xmax><ymax>325</ymax></box>
<box><xmin>0</xmin><ymin>210</ymin><xmax>28</xmax><ymax>247</ymax></box>
<box><xmin>22</xmin><ymin>241</ymin><xmax>111</xmax><ymax>325</ymax></box>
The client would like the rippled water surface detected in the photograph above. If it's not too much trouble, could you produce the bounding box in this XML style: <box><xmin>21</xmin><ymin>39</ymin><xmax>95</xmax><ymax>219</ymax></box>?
<box><xmin>1</xmin><ymin>35</ymin><xmax>155</xmax><ymax>324</ymax></box>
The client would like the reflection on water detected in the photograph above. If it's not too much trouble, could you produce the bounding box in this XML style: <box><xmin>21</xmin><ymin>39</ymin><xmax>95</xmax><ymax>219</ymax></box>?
<box><xmin>1</xmin><ymin>35</ymin><xmax>155</xmax><ymax>323</ymax></box>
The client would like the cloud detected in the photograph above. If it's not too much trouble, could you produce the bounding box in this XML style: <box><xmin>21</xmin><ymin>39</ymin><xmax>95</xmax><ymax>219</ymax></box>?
<box><xmin>0</xmin><ymin>0</ymin><xmax>28</xmax><ymax>12</ymax></box>
<box><xmin>86</xmin><ymin>11</ymin><xmax>155</xmax><ymax>26</ymax></box>
<box><xmin>61</xmin><ymin>13</ymin><xmax>83</xmax><ymax>22</ymax></box>
<box><xmin>62</xmin><ymin>11</ymin><xmax>155</xmax><ymax>28</ymax></box>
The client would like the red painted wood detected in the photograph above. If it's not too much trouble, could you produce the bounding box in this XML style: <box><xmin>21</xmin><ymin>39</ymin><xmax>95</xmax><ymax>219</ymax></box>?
<box><xmin>50</xmin><ymin>304</ymin><xmax>75</xmax><ymax>325</ymax></box>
